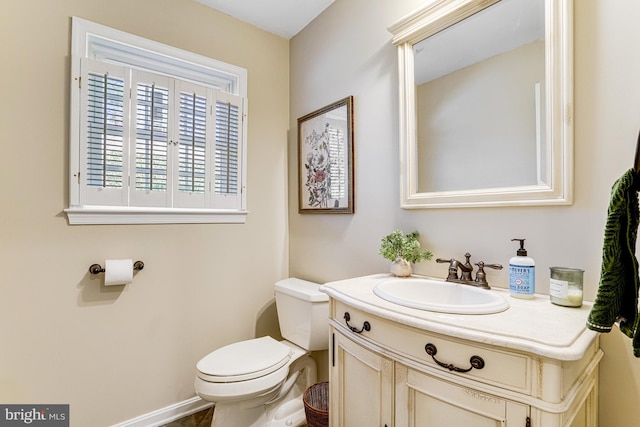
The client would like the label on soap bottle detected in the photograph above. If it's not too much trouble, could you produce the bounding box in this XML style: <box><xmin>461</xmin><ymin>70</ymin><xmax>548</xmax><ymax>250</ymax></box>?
<box><xmin>509</xmin><ymin>265</ymin><xmax>535</xmax><ymax>295</ymax></box>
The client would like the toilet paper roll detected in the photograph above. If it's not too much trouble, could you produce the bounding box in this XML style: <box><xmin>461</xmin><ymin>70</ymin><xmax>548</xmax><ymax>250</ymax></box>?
<box><xmin>104</xmin><ymin>259</ymin><xmax>134</xmax><ymax>286</ymax></box>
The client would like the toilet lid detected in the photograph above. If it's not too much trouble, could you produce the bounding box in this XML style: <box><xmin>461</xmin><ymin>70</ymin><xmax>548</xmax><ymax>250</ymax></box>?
<box><xmin>197</xmin><ymin>336</ymin><xmax>291</xmax><ymax>382</ymax></box>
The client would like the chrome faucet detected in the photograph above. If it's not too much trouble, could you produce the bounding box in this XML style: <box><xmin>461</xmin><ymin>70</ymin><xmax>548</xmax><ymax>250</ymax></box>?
<box><xmin>436</xmin><ymin>252</ymin><xmax>502</xmax><ymax>289</ymax></box>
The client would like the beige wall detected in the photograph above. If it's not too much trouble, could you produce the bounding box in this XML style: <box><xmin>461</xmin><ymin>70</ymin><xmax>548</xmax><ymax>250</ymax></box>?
<box><xmin>290</xmin><ymin>0</ymin><xmax>640</xmax><ymax>425</ymax></box>
<box><xmin>0</xmin><ymin>0</ymin><xmax>289</xmax><ymax>425</ymax></box>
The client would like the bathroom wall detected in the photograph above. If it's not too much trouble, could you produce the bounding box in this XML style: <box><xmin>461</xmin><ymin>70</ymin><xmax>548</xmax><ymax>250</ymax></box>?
<box><xmin>289</xmin><ymin>0</ymin><xmax>640</xmax><ymax>425</ymax></box>
<box><xmin>0</xmin><ymin>0</ymin><xmax>289</xmax><ymax>425</ymax></box>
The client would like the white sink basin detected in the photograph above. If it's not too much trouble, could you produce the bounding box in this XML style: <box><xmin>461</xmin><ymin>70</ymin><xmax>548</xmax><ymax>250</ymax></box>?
<box><xmin>373</xmin><ymin>278</ymin><xmax>509</xmax><ymax>314</ymax></box>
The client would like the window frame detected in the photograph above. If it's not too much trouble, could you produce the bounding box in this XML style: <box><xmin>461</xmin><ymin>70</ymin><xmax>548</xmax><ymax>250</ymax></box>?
<box><xmin>66</xmin><ymin>17</ymin><xmax>248</xmax><ymax>225</ymax></box>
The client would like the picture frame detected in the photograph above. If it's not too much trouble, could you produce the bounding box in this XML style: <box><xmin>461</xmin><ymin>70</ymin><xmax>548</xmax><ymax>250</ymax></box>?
<box><xmin>298</xmin><ymin>96</ymin><xmax>354</xmax><ymax>214</ymax></box>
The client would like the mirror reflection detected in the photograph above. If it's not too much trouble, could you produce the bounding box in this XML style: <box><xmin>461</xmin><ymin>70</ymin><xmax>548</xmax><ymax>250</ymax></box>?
<box><xmin>414</xmin><ymin>0</ymin><xmax>546</xmax><ymax>192</ymax></box>
<box><xmin>389</xmin><ymin>0</ymin><xmax>573</xmax><ymax>208</ymax></box>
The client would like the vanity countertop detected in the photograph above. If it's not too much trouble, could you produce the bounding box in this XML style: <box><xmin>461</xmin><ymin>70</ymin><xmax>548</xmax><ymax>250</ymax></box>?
<box><xmin>321</xmin><ymin>274</ymin><xmax>599</xmax><ymax>361</ymax></box>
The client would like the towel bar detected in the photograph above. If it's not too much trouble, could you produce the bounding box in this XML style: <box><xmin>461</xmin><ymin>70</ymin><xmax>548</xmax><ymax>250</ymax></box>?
<box><xmin>89</xmin><ymin>261</ymin><xmax>144</xmax><ymax>275</ymax></box>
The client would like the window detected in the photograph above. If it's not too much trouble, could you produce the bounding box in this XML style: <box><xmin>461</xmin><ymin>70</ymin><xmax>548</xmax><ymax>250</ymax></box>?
<box><xmin>66</xmin><ymin>18</ymin><xmax>248</xmax><ymax>224</ymax></box>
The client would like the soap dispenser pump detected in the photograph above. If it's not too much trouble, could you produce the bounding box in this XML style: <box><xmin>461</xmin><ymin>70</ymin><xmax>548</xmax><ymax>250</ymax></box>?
<box><xmin>509</xmin><ymin>238</ymin><xmax>535</xmax><ymax>299</ymax></box>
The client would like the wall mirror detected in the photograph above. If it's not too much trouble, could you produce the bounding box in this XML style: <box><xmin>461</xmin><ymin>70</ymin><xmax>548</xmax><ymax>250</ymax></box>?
<box><xmin>388</xmin><ymin>0</ymin><xmax>573</xmax><ymax>208</ymax></box>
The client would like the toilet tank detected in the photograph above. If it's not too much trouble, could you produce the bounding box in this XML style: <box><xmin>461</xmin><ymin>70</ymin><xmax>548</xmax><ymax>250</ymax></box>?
<box><xmin>275</xmin><ymin>278</ymin><xmax>329</xmax><ymax>351</ymax></box>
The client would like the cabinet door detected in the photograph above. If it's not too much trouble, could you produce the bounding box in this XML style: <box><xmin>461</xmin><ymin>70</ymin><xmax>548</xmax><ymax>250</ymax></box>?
<box><xmin>396</xmin><ymin>365</ymin><xmax>529</xmax><ymax>427</ymax></box>
<box><xmin>330</xmin><ymin>329</ymin><xmax>394</xmax><ymax>427</ymax></box>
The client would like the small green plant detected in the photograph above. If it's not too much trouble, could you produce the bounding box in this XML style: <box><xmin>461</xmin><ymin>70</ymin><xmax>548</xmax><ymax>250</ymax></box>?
<box><xmin>379</xmin><ymin>230</ymin><xmax>433</xmax><ymax>264</ymax></box>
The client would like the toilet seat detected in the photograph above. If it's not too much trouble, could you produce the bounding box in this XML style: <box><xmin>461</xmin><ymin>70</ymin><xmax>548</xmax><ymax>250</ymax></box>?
<box><xmin>197</xmin><ymin>336</ymin><xmax>292</xmax><ymax>383</ymax></box>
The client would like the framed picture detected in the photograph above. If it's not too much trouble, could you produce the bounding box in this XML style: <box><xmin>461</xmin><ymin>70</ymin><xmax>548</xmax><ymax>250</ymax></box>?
<box><xmin>298</xmin><ymin>96</ymin><xmax>354</xmax><ymax>214</ymax></box>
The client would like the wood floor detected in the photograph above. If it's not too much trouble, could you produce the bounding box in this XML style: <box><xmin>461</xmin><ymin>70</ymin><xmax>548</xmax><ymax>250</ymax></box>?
<box><xmin>160</xmin><ymin>407</ymin><xmax>213</xmax><ymax>427</ymax></box>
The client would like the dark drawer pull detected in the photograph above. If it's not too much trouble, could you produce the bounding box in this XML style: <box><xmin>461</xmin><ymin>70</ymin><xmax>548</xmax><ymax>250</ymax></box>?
<box><xmin>424</xmin><ymin>343</ymin><xmax>485</xmax><ymax>373</ymax></box>
<box><xmin>344</xmin><ymin>312</ymin><xmax>371</xmax><ymax>334</ymax></box>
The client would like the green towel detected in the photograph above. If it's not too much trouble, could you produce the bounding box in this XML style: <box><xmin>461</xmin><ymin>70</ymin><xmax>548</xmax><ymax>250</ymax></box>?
<box><xmin>587</xmin><ymin>168</ymin><xmax>640</xmax><ymax>357</ymax></box>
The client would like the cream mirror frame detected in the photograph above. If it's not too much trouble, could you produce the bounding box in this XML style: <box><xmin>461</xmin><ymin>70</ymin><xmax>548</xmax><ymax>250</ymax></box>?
<box><xmin>388</xmin><ymin>0</ymin><xmax>573</xmax><ymax>208</ymax></box>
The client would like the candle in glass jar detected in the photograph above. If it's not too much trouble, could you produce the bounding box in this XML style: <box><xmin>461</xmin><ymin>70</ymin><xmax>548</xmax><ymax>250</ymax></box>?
<box><xmin>549</xmin><ymin>267</ymin><xmax>584</xmax><ymax>307</ymax></box>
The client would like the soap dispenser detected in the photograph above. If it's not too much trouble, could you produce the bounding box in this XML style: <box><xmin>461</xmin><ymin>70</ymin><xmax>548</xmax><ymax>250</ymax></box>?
<box><xmin>509</xmin><ymin>238</ymin><xmax>535</xmax><ymax>299</ymax></box>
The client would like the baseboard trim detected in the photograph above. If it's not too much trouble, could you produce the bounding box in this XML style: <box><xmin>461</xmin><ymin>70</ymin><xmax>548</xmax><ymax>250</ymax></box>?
<box><xmin>111</xmin><ymin>396</ymin><xmax>213</xmax><ymax>427</ymax></box>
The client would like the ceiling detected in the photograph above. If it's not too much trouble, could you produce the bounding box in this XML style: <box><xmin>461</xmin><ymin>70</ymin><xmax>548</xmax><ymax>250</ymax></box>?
<box><xmin>194</xmin><ymin>0</ymin><xmax>335</xmax><ymax>39</ymax></box>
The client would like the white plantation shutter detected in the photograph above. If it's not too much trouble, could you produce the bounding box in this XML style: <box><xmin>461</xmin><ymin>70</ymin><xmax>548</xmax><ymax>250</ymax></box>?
<box><xmin>179</xmin><ymin>92</ymin><xmax>207</xmax><ymax>194</ymax></box>
<box><xmin>76</xmin><ymin>62</ymin><xmax>244</xmax><ymax>214</ymax></box>
<box><xmin>213</xmin><ymin>92</ymin><xmax>243</xmax><ymax>208</ymax></box>
<box><xmin>174</xmin><ymin>81</ymin><xmax>211</xmax><ymax>208</ymax></box>
<box><xmin>130</xmin><ymin>70</ymin><xmax>172</xmax><ymax>207</ymax></box>
<box><xmin>80</xmin><ymin>58</ymin><xmax>130</xmax><ymax>206</ymax></box>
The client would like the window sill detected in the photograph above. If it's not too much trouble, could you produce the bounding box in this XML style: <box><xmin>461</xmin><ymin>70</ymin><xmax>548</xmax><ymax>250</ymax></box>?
<box><xmin>65</xmin><ymin>207</ymin><xmax>248</xmax><ymax>225</ymax></box>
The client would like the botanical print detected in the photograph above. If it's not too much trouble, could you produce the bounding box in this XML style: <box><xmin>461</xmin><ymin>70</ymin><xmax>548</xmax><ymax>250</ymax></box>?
<box><xmin>302</xmin><ymin>122</ymin><xmax>345</xmax><ymax>209</ymax></box>
<box><xmin>298</xmin><ymin>96</ymin><xmax>353</xmax><ymax>213</ymax></box>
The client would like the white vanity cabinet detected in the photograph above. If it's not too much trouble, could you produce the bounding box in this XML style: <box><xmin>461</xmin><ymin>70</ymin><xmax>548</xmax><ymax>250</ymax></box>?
<box><xmin>330</xmin><ymin>330</ymin><xmax>394</xmax><ymax>426</ymax></box>
<box><xmin>323</xmin><ymin>275</ymin><xmax>602</xmax><ymax>427</ymax></box>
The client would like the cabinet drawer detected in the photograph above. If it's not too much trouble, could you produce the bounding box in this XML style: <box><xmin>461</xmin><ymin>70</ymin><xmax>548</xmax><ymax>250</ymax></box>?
<box><xmin>333</xmin><ymin>301</ymin><xmax>532</xmax><ymax>393</ymax></box>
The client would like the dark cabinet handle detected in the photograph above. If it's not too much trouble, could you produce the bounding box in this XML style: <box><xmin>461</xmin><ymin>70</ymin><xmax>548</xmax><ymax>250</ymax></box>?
<box><xmin>344</xmin><ymin>312</ymin><xmax>371</xmax><ymax>334</ymax></box>
<box><xmin>424</xmin><ymin>343</ymin><xmax>485</xmax><ymax>373</ymax></box>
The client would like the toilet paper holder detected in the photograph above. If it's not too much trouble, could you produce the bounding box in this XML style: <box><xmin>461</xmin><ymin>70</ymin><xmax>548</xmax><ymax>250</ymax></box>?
<box><xmin>89</xmin><ymin>261</ymin><xmax>144</xmax><ymax>275</ymax></box>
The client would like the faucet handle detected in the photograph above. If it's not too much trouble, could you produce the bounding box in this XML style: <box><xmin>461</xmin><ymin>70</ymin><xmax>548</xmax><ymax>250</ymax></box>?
<box><xmin>480</xmin><ymin>262</ymin><xmax>503</xmax><ymax>271</ymax></box>
<box><xmin>474</xmin><ymin>262</ymin><xmax>503</xmax><ymax>289</ymax></box>
<box><xmin>436</xmin><ymin>258</ymin><xmax>459</xmax><ymax>281</ymax></box>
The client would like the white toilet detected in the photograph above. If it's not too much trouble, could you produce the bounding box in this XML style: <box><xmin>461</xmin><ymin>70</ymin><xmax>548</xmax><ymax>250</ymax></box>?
<box><xmin>194</xmin><ymin>278</ymin><xmax>329</xmax><ymax>427</ymax></box>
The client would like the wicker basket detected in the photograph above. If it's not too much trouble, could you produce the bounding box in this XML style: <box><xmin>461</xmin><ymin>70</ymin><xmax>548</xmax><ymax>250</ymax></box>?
<box><xmin>303</xmin><ymin>381</ymin><xmax>329</xmax><ymax>427</ymax></box>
